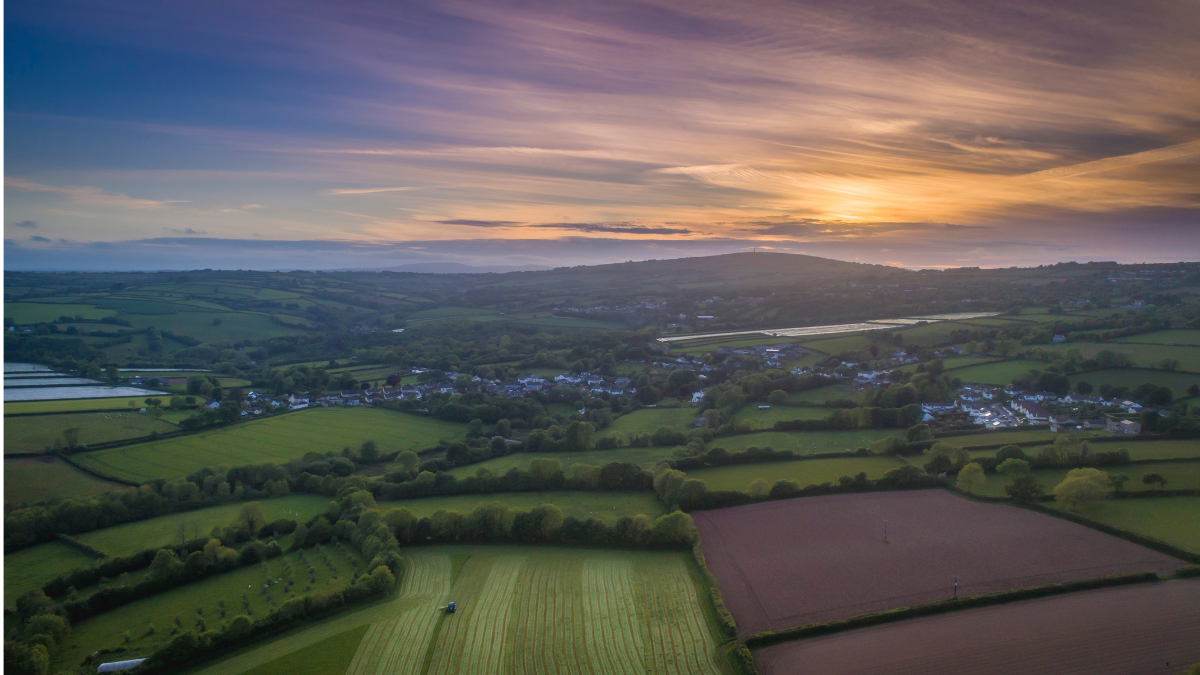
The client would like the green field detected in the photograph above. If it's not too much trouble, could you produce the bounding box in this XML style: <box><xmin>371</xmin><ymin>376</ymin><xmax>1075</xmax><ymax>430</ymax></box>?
<box><xmin>4</xmin><ymin>411</ymin><xmax>178</xmax><ymax>454</ymax></box>
<box><xmin>941</xmin><ymin>429</ymin><xmax>1067</xmax><ymax>448</ymax></box>
<box><xmin>121</xmin><ymin>310</ymin><xmax>304</xmax><ymax>343</ymax></box>
<box><xmin>707</xmin><ymin>429</ymin><xmax>898</xmax><ymax>455</ymax></box>
<box><xmin>445</xmin><ymin>447</ymin><xmax>677</xmax><ymax>478</ymax></box>
<box><xmin>72</xmin><ymin>408</ymin><xmax>467</xmax><ymax>483</ymax></box>
<box><xmin>387</xmin><ymin>491</ymin><xmax>667</xmax><ymax>524</ymax></box>
<box><xmin>1065</xmin><ymin>342</ymin><xmax>1200</xmax><ymax>373</ymax></box>
<box><xmin>786</xmin><ymin>384</ymin><xmax>859</xmax><ymax>404</ymax></box>
<box><xmin>684</xmin><ymin>456</ymin><xmax>907</xmax><ymax>491</ymax></box>
<box><xmin>732</xmin><ymin>405</ymin><xmax>830</xmax><ymax>429</ymax></box>
<box><xmin>75</xmin><ymin>495</ymin><xmax>334</xmax><ymax>557</ymax></box>
<box><xmin>4</xmin><ymin>456</ymin><xmax>122</xmax><ymax>505</ymax></box>
<box><xmin>1120</xmin><ymin>330</ymin><xmax>1200</xmax><ymax>346</ymax></box>
<box><xmin>5</xmin><ymin>303</ymin><xmax>116</xmax><ymax>324</ymax></box>
<box><xmin>973</xmin><ymin>461</ymin><xmax>1200</xmax><ymax>498</ymax></box>
<box><xmin>4</xmin><ymin>396</ymin><xmax>174</xmax><ymax>415</ymax></box>
<box><xmin>1048</xmin><ymin>497</ymin><xmax>1200</xmax><ymax>554</ymax></box>
<box><xmin>240</xmin><ymin>624</ymin><xmax>370</xmax><ymax>675</ymax></box>
<box><xmin>599</xmin><ymin>407</ymin><xmax>699</xmax><ymax>439</ymax></box>
<box><xmin>952</xmin><ymin>360</ymin><xmax>1046</xmax><ymax>385</ymax></box>
<box><xmin>4</xmin><ymin>542</ymin><xmax>99</xmax><ymax>609</ymax></box>
<box><xmin>896</xmin><ymin>356</ymin><xmax>1003</xmax><ymax>373</ymax></box>
<box><xmin>1068</xmin><ymin>369</ymin><xmax>1200</xmax><ymax>394</ymax></box>
<box><xmin>53</xmin><ymin>543</ymin><xmax>365</xmax><ymax>670</ymax></box>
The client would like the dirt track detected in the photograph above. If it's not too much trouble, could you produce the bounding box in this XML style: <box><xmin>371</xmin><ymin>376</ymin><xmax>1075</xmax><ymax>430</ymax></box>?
<box><xmin>754</xmin><ymin>578</ymin><xmax>1200</xmax><ymax>675</ymax></box>
<box><xmin>692</xmin><ymin>490</ymin><xmax>1184</xmax><ymax>635</ymax></box>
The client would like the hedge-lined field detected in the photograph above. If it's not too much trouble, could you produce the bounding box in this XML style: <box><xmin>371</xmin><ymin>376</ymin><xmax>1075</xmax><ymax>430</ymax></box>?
<box><xmin>1119</xmin><ymin>440</ymin><xmax>1200</xmax><ymax>460</ymax></box>
<box><xmin>1121</xmin><ymin>329</ymin><xmax>1200</xmax><ymax>346</ymax></box>
<box><xmin>952</xmin><ymin>360</ymin><xmax>1047</xmax><ymax>384</ymax></box>
<box><xmin>1068</xmin><ymin>368</ymin><xmax>1200</xmax><ymax>392</ymax></box>
<box><xmin>75</xmin><ymin>495</ymin><xmax>333</xmax><ymax>557</ymax></box>
<box><xmin>1048</xmin><ymin>497</ymin><xmax>1200</xmax><ymax>554</ymax></box>
<box><xmin>240</xmin><ymin>624</ymin><xmax>370</xmax><ymax>675</ymax></box>
<box><xmin>733</xmin><ymin>405</ymin><xmax>831</xmax><ymax>428</ymax></box>
<box><xmin>4</xmin><ymin>302</ymin><xmax>116</xmax><ymax>324</ymax></box>
<box><xmin>684</xmin><ymin>456</ymin><xmax>907</xmax><ymax>492</ymax></box>
<box><xmin>598</xmin><ymin>407</ymin><xmax>699</xmax><ymax>438</ymax></box>
<box><xmin>5</xmin><ymin>411</ymin><xmax>178</xmax><ymax>454</ymax></box>
<box><xmin>347</xmin><ymin>546</ymin><xmax>723</xmax><ymax>675</ymax></box>
<box><xmin>4</xmin><ymin>542</ymin><xmax>97</xmax><ymax>609</ymax></box>
<box><xmin>1064</xmin><ymin>342</ymin><xmax>1200</xmax><ymax>373</ymax></box>
<box><xmin>389</xmin><ymin>491</ymin><xmax>667</xmax><ymax>524</ymax></box>
<box><xmin>4</xmin><ymin>456</ymin><xmax>120</xmax><ymax>506</ymax></box>
<box><xmin>973</xmin><ymin>461</ymin><xmax>1200</xmax><ymax>498</ymax></box>
<box><xmin>444</xmin><ymin>447</ymin><xmax>675</xmax><ymax>478</ymax></box>
<box><xmin>4</xmin><ymin>396</ymin><xmax>169</xmax><ymax>415</ymax></box>
<box><xmin>708</xmin><ymin>429</ymin><xmax>898</xmax><ymax>455</ymax></box>
<box><xmin>53</xmin><ymin>542</ymin><xmax>365</xmax><ymax>670</ymax></box>
<box><xmin>71</xmin><ymin>408</ymin><xmax>466</xmax><ymax>482</ymax></box>
<box><xmin>786</xmin><ymin>384</ymin><xmax>859</xmax><ymax>404</ymax></box>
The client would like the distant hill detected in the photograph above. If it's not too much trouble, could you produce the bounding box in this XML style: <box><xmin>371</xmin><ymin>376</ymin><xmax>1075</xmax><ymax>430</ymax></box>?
<box><xmin>350</xmin><ymin>262</ymin><xmax>553</xmax><ymax>274</ymax></box>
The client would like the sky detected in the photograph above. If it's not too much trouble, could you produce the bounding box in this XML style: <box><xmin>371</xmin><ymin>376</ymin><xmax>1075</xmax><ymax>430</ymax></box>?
<box><xmin>4</xmin><ymin>0</ymin><xmax>1200</xmax><ymax>271</ymax></box>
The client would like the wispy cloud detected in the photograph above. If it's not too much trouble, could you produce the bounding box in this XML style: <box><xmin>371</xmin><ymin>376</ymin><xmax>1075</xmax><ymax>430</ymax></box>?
<box><xmin>13</xmin><ymin>220</ymin><xmax>38</xmax><ymax>228</ymax></box>
<box><xmin>6</xmin><ymin>177</ymin><xmax>187</xmax><ymax>209</ymax></box>
<box><xmin>539</xmin><ymin>222</ymin><xmax>695</xmax><ymax>235</ymax></box>
<box><xmin>435</xmin><ymin>219</ymin><xmax>523</xmax><ymax>227</ymax></box>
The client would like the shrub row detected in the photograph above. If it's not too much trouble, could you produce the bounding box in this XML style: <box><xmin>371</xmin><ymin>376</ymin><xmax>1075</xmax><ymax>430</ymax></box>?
<box><xmin>744</xmin><ymin>571</ymin><xmax>1160</xmax><ymax>649</ymax></box>
<box><xmin>1026</xmin><ymin>503</ymin><xmax>1200</xmax><ymax>564</ymax></box>
<box><xmin>373</xmin><ymin>460</ymin><xmax>652</xmax><ymax>501</ymax></box>
<box><xmin>772</xmin><ymin>404</ymin><xmax>923</xmax><ymax>432</ymax></box>
<box><xmin>691</xmin><ymin>542</ymin><xmax>737</xmax><ymax>637</ymax></box>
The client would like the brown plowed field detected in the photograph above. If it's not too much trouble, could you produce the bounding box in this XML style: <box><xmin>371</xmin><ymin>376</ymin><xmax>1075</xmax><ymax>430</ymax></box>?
<box><xmin>692</xmin><ymin>490</ymin><xmax>1184</xmax><ymax>635</ymax></box>
<box><xmin>754</xmin><ymin>578</ymin><xmax>1200</xmax><ymax>675</ymax></box>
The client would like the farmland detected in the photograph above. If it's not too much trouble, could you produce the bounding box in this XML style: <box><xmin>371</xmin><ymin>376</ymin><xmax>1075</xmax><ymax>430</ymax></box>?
<box><xmin>598</xmin><ymin>407</ymin><xmax>699</xmax><ymax>439</ymax></box>
<box><xmin>1065</xmin><ymin>342</ymin><xmax>1200</xmax><ymax>373</ymax></box>
<box><xmin>693</xmin><ymin>490</ymin><xmax>1183</xmax><ymax>635</ymax></box>
<box><xmin>387</xmin><ymin>491</ymin><xmax>667</xmax><ymax>524</ymax></box>
<box><xmin>1050</xmin><ymin>496</ymin><xmax>1200</xmax><ymax>554</ymax></box>
<box><xmin>753</xmin><ymin>579</ymin><xmax>1200</xmax><ymax>675</ymax></box>
<box><xmin>445</xmin><ymin>446</ymin><xmax>676</xmax><ymax>477</ymax></box>
<box><xmin>3</xmin><ymin>384</ymin><xmax>160</xmax><ymax>402</ymax></box>
<box><xmin>4</xmin><ymin>542</ymin><xmax>98</xmax><ymax>609</ymax></box>
<box><xmin>72</xmin><ymin>408</ymin><xmax>466</xmax><ymax>482</ymax></box>
<box><xmin>786</xmin><ymin>384</ymin><xmax>859</xmax><ymax>404</ymax></box>
<box><xmin>1120</xmin><ymin>329</ymin><xmax>1200</xmax><ymax>346</ymax></box>
<box><xmin>74</xmin><ymin>495</ymin><xmax>333</xmax><ymax>557</ymax></box>
<box><xmin>685</xmin><ymin>456</ymin><xmax>906</xmax><ymax>492</ymax></box>
<box><xmin>707</xmin><ymin>429</ymin><xmax>899</xmax><ymax>455</ymax></box>
<box><xmin>4</xmin><ymin>411</ymin><xmax>178</xmax><ymax>454</ymax></box>
<box><xmin>732</xmin><ymin>405</ymin><xmax>831</xmax><ymax>428</ymax></box>
<box><xmin>53</xmin><ymin>543</ymin><xmax>366</xmax><ymax>670</ymax></box>
<box><xmin>971</xmin><ymin>461</ymin><xmax>1200</xmax><ymax>498</ymax></box>
<box><xmin>1068</xmin><ymin>368</ymin><xmax>1200</xmax><ymax>393</ymax></box>
<box><xmin>240</xmin><ymin>625</ymin><xmax>370</xmax><ymax>675</ymax></box>
<box><xmin>952</xmin><ymin>360</ymin><xmax>1046</xmax><ymax>384</ymax></box>
<box><xmin>4</xmin><ymin>456</ymin><xmax>122</xmax><ymax>505</ymax></box>
<box><xmin>4</xmin><ymin>302</ymin><xmax>116</xmax><ymax>323</ymax></box>
<box><xmin>4</xmin><ymin>395</ymin><xmax>177</xmax><ymax>415</ymax></box>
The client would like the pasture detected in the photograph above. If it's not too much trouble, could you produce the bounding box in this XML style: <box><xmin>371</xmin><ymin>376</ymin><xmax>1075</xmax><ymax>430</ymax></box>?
<box><xmin>708</xmin><ymin>429</ymin><xmax>898</xmax><ymax>455</ymax></box>
<box><xmin>952</xmin><ymin>360</ymin><xmax>1045</xmax><ymax>385</ymax></box>
<box><xmin>1066</xmin><ymin>342</ymin><xmax>1200</xmax><ymax>373</ymax></box>
<box><xmin>753</xmin><ymin>579</ymin><xmax>1200</xmax><ymax>675</ymax></box>
<box><xmin>599</xmin><ymin>407</ymin><xmax>699</xmax><ymax>439</ymax></box>
<box><xmin>121</xmin><ymin>310</ymin><xmax>304</xmax><ymax>343</ymax></box>
<box><xmin>75</xmin><ymin>495</ymin><xmax>333</xmax><ymax>557</ymax></box>
<box><xmin>692</xmin><ymin>490</ymin><xmax>1183</xmax><ymax>636</ymax></box>
<box><xmin>1111</xmin><ymin>440</ymin><xmax>1200</xmax><ymax>461</ymax></box>
<box><xmin>684</xmin><ymin>456</ymin><xmax>906</xmax><ymax>492</ymax></box>
<box><xmin>444</xmin><ymin>447</ymin><xmax>676</xmax><ymax>477</ymax></box>
<box><xmin>53</xmin><ymin>543</ymin><xmax>365</xmax><ymax>670</ymax></box>
<box><xmin>387</xmin><ymin>491</ymin><xmax>667</xmax><ymax>524</ymax></box>
<box><xmin>5</xmin><ymin>395</ymin><xmax>178</xmax><ymax>414</ymax></box>
<box><xmin>1049</xmin><ymin>496</ymin><xmax>1200</xmax><ymax>554</ymax></box>
<box><xmin>732</xmin><ymin>405</ymin><xmax>831</xmax><ymax>429</ymax></box>
<box><xmin>1068</xmin><ymin>368</ymin><xmax>1200</xmax><ymax>394</ymax></box>
<box><xmin>4</xmin><ymin>302</ymin><xmax>116</xmax><ymax>324</ymax></box>
<box><xmin>240</xmin><ymin>625</ymin><xmax>370</xmax><ymax>675</ymax></box>
<box><xmin>786</xmin><ymin>384</ymin><xmax>859</xmax><ymax>404</ymax></box>
<box><xmin>940</xmin><ymin>429</ymin><xmax>1062</xmax><ymax>448</ymax></box>
<box><xmin>4</xmin><ymin>456</ymin><xmax>122</xmax><ymax>505</ymax></box>
<box><xmin>971</xmin><ymin>461</ymin><xmax>1200</xmax><ymax>498</ymax></box>
<box><xmin>72</xmin><ymin>408</ymin><xmax>466</xmax><ymax>482</ymax></box>
<box><xmin>4</xmin><ymin>542</ymin><xmax>98</xmax><ymax>609</ymax></box>
<box><xmin>4</xmin><ymin>411</ymin><xmax>178</xmax><ymax>454</ymax></box>
<box><xmin>1120</xmin><ymin>329</ymin><xmax>1200</xmax><ymax>346</ymax></box>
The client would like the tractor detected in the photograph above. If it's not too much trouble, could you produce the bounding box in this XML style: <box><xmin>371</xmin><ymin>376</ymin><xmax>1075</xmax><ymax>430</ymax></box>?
<box><xmin>446</xmin><ymin>601</ymin><xmax>456</xmax><ymax>614</ymax></box>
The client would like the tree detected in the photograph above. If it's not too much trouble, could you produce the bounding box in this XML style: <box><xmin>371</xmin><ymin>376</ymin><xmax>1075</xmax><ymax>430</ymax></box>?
<box><xmin>1188</xmin><ymin>384</ymin><xmax>1199</xmax><ymax>398</ymax></box>
<box><xmin>996</xmin><ymin>458</ymin><xmax>1030</xmax><ymax>476</ymax></box>
<box><xmin>1109</xmin><ymin>473</ymin><xmax>1129</xmax><ymax>491</ymax></box>
<box><xmin>747</xmin><ymin>478</ymin><xmax>770</xmax><ymax>498</ymax></box>
<box><xmin>237</xmin><ymin>502</ymin><xmax>267</xmax><ymax>533</ymax></box>
<box><xmin>1005</xmin><ymin>475</ymin><xmax>1044</xmax><ymax>504</ymax></box>
<box><xmin>767</xmin><ymin>390</ymin><xmax>787</xmax><ymax>405</ymax></box>
<box><xmin>649</xmin><ymin>512</ymin><xmax>698</xmax><ymax>547</ymax></box>
<box><xmin>367</xmin><ymin>565</ymin><xmax>396</xmax><ymax>594</ymax></box>
<box><xmin>956</xmin><ymin>463</ymin><xmax>985</xmax><ymax>494</ymax></box>
<box><xmin>62</xmin><ymin>427</ymin><xmax>82</xmax><ymax>449</ymax></box>
<box><xmin>1074</xmin><ymin>381</ymin><xmax>1093</xmax><ymax>395</ymax></box>
<box><xmin>1052</xmin><ymin>468</ymin><xmax>1112</xmax><ymax>510</ymax></box>
<box><xmin>1142</xmin><ymin>473</ymin><xmax>1168</xmax><ymax>489</ymax></box>
<box><xmin>358</xmin><ymin>440</ymin><xmax>379</xmax><ymax>463</ymax></box>
<box><xmin>396</xmin><ymin>451</ymin><xmax>420</xmax><ymax>472</ymax></box>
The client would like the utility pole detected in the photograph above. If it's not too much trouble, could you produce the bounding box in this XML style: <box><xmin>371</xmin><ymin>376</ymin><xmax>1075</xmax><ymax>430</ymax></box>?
<box><xmin>953</xmin><ymin>576</ymin><xmax>958</xmax><ymax>599</ymax></box>
<box><xmin>883</xmin><ymin>520</ymin><xmax>888</xmax><ymax>543</ymax></box>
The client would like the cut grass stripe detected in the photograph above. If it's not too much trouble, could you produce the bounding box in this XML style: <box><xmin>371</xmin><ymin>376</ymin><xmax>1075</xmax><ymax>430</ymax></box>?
<box><xmin>345</xmin><ymin>553</ymin><xmax>451</xmax><ymax>675</ymax></box>
<box><xmin>583</xmin><ymin>559</ymin><xmax>646</xmax><ymax>674</ymax></box>
<box><xmin>427</xmin><ymin>555</ymin><xmax>526</xmax><ymax>675</ymax></box>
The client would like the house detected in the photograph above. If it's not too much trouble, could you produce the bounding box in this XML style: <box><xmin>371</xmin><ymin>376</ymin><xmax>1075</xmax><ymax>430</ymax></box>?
<box><xmin>690</xmin><ymin>391</ymin><xmax>705</xmax><ymax>405</ymax></box>
<box><xmin>1011</xmin><ymin>400</ymin><xmax>1050</xmax><ymax>422</ymax></box>
<box><xmin>1052</xmin><ymin>334</ymin><xmax>1067</xmax><ymax>343</ymax></box>
<box><xmin>1107</xmin><ymin>418</ymin><xmax>1142</xmax><ymax>435</ymax></box>
<box><xmin>1121</xmin><ymin>400</ymin><xmax>1144</xmax><ymax>414</ymax></box>
<box><xmin>205</xmin><ymin>401</ymin><xmax>221</xmax><ymax>409</ymax></box>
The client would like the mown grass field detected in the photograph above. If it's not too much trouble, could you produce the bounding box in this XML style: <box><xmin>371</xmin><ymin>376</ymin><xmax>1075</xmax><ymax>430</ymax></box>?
<box><xmin>732</xmin><ymin>405</ymin><xmax>831</xmax><ymax>428</ymax></box>
<box><xmin>1116</xmin><ymin>440</ymin><xmax>1200</xmax><ymax>460</ymax></box>
<box><xmin>1068</xmin><ymin>368</ymin><xmax>1200</xmax><ymax>393</ymax></box>
<box><xmin>121</xmin><ymin>310</ymin><xmax>304</xmax><ymax>343</ymax></box>
<box><xmin>1065</xmin><ymin>342</ymin><xmax>1200</xmax><ymax>373</ymax></box>
<box><xmin>240</xmin><ymin>624</ymin><xmax>370</xmax><ymax>675</ymax></box>
<box><xmin>4</xmin><ymin>456</ymin><xmax>122</xmax><ymax>505</ymax></box>
<box><xmin>941</xmin><ymin>429</ymin><xmax>1065</xmax><ymax>448</ymax></box>
<box><xmin>4</xmin><ymin>542</ymin><xmax>98</xmax><ymax>609</ymax></box>
<box><xmin>5</xmin><ymin>396</ymin><xmax>166</xmax><ymax>415</ymax></box>
<box><xmin>389</xmin><ymin>491</ymin><xmax>667</xmax><ymax>524</ymax></box>
<box><xmin>952</xmin><ymin>360</ymin><xmax>1046</xmax><ymax>385</ymax></box>
<box><xmin>444</xmin><ymin>447</ymin><xmax>677</xmax><ymax>477</ymax></box>
<box><xmin>708</xmin><ymin>429</ymin><xmax>898</xmax><ymax>455</ymax></box>
<box><xmin>5</xmin><ymin>302</ymin><xmax>116</xmax><ymax>324</ymax></box>
<box><xmin>75</xmin><ymin>495</ymin><xmax>334</xmax><ymax>557</ymax></box>
<box><xmin>895</xmin><ymin>356</ymin><xmax>1002</xmax><ymax>373</ymax></box>
<box><xmin>4</xmin><ymin>411</ymin><xmax>178</xmax><ymax>454</ymax></box>
<box><xmin>972</xmin><ymin>461</ymin><xmax>1200</xmax><ymax>498</ymax></box>
<box><xmin>53</xmin><ymin>543</ymin><xmax>365</xmax><ymax>671</ymax></box>
<box><xmin>1120</xmin><ymin>330</ymin><xmax>1200</xmax><ymax>346</ymax></box>
<box><xmin>684</xmin><ymin>456</ymin><xmax>907</xmax><ymax>491</ymax></box>
<box><xmin>348</xmin><ymin>546</ymin><xmax>723</xmax><ymax>675</ymax></box>
<box><xmin>72</xmin><ymin>408</ymin><xmax>466</xmax><ymax>482</ymax></box>
<box><xmin>599</xmin><ymin>407</ymin><xmax>699</xmax><ymax>438</ymax></box>
<box><xmin>1048</xmin><ymin>496</ymin><xmax>1200</xmax><ymax>554</ymax></box>
<box><xmin>786</xmin><ymin>384</ymin><xmax>859</xmax><ymax>404</ymax></box>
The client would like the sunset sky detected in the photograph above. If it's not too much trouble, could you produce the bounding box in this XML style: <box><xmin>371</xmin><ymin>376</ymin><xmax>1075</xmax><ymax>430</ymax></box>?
<box><xmin>5</xmin><ymin>0</ymin><xmax>1200</xmax><ymax>270</ymax></box>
